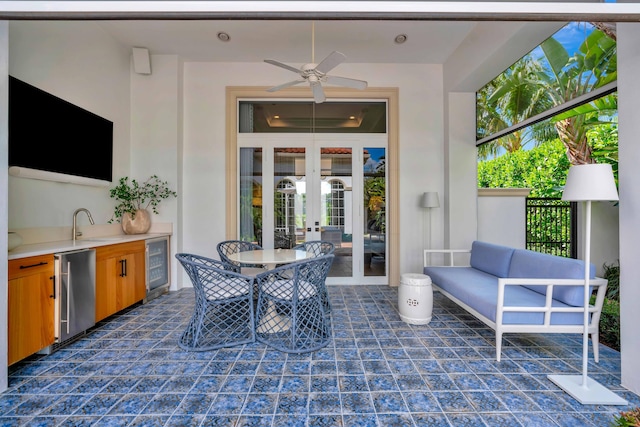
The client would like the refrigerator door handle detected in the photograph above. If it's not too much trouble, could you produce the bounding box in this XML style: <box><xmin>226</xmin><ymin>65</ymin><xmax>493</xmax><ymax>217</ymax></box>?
<box><xmin>66</xmin><ymin>261</ymin><xmax>71</xmax><ymax>335</ymax></box>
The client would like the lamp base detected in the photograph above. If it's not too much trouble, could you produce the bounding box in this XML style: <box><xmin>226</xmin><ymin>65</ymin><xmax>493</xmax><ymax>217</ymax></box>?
<box><xmin>548</xmin><ymin>374</ymin><xmax>627</xmax><ymax>405</ymax></box>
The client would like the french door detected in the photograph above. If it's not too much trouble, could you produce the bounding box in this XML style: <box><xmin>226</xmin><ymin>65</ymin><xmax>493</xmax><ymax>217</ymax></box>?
<box><xmin>238</xmin><ymin>134</ymin><xmax>387</xmax><ymax>285</ymax></box>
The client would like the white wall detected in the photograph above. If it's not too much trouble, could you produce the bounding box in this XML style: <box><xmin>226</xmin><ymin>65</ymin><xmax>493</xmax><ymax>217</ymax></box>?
<box><xmin>7</xmin><ymin>21</ymin><xmax>131</xmax><ymax>228</ymax></box>
<box><xmin>577</xmin><ymin>201</ymin><xmax>620</xmax><ymax>278</ymax></box>
<box><xmin>130</xmin><ymin>54</ymin><xmax>181</xmax><ymax>290</ymax></box>
<box><xmin>477</xmin><ymin>189</ymin><xmax>528</xmax><ymax>249</ymax></box>
<box><xmin>180</xmin><ymin>62</ymin><xmax>445</xmax><ymax>284</ymax></box>
<box><xmin>618</xmin><ymin>23</ymin><xmax>640</xmax><ymax>396</ymax></box>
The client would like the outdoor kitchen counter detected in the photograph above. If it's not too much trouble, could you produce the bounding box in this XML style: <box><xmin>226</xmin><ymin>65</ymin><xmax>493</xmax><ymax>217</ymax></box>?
<box><xmin>7</xmin><ymin>233</ymin><xmax>171</xmax><ymax>260</ymax></box>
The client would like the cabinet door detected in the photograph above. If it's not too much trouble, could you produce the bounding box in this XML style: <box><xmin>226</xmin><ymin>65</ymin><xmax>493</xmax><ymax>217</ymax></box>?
<box><xmin>95</xmin><ymin>255</ymin><xmax>117</xmax><ymax>322</ymax></box>
<box><xmin>8</xmin><ymin>255</ymin><xmax>55</xmax><ymax>366</ymax></box>
<box><xmin>95</xmin><ymin>241</ymin><xmax>146</xmax><ymax>322</ymax></box>
<box><xmin>116</xmin><ymin>250</ymin><xmax>146</xmax><ymax>310</ymax></box>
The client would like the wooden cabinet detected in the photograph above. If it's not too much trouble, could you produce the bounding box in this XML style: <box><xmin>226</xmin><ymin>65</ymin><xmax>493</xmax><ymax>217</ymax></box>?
<box><xmin>95</xmin><ymin>241</ymin><xmax>146</xmax><ymax>322</ymax></box>
<box><xmin>8</xmin><ymin>254</ymin><xmax>55</xmax><ymax>366</ymax></box>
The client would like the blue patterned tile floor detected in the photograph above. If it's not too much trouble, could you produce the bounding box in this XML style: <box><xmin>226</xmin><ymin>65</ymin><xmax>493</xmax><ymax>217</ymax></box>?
<box><xmin>1</xmin><ymin>286</ymin><xmax>636</xmax><ymax>426</ymax></box>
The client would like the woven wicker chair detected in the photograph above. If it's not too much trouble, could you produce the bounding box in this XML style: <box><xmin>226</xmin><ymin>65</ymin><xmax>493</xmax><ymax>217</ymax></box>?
<box><xmin>216</xmin><ymin>240</ymin><xmax>266</xmax><ymax>276</ymax></box>
<box><xmin>292</xmin><ymin>240</ymin><xmax>335</xmax><ymax>257</ymax></box>
<box><xmin>254</xmin><ymin>254</ymin><xmax>334</xmax><ymax>353</ymax></box>
<box><xmin>291</xmin><ymin>240</ymin><xmax>335</xmax><ymax>313</ymax></box>
<box><xmin>175</xmin><ymin>253</ymin><xmax>255</xmax><ymax>351</ymax></box>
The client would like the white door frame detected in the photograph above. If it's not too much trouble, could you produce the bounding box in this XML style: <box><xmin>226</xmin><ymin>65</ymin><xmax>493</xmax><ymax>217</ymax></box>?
<box><xmin>226</xmin><ymin>86</ymin><xmax>400</xmax><ymax>286</ymax></box>
<box><xmin>238</xmin><ymin>133</ymin><xmax>388</xmax><ymax>285</ymax></box>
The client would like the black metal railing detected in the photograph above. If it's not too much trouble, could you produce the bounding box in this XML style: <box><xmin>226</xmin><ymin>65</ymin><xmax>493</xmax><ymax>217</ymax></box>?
<box><xmin>526</xmin><ymin>198</ymin><xmax>577</xmax><ymax>258</ymax></box>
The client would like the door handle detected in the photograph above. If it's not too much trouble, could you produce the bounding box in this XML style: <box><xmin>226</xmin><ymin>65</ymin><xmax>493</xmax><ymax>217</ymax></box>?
<box><xmin>66</xmin><ymin>261</ymin><xmax>71</xmax><ymax>335</ymax></box>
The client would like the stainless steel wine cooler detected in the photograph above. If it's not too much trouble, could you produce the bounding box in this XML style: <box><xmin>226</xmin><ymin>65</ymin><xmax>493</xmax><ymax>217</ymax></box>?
<box><xmin>145</xmin><ymin>236</ymin><xmax>170</xmax><ymax>301</ymax></box>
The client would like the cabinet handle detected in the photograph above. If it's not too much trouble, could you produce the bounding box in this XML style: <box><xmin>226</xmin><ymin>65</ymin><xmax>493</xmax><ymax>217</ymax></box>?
<box><xmin>19</xmin><ymin>261</ymin><xmax>48</xmax><ymax>269</ymax></box>
<box><xmin>120</xmin><ymin>259</ymin><xmax>127</xmax><ymax>277</ymax></box>
<box><xmin>50</xmin><ymin>275</ymin><xmax>55</xmax><ymax>299</ymax></box>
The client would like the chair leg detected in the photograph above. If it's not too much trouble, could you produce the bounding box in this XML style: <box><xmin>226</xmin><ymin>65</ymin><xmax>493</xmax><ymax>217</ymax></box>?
<box><xmin>591</xmin><ymin>332</ymin><xmax>600</xmax><ymax>363</ymax></box>
<box><xmin>495</xmin><ymin>331</ymin><xmax>503</xmax><ymax>362</ymax></box>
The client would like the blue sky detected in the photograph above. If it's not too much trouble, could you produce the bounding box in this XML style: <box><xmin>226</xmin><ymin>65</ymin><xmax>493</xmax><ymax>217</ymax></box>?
<box><xmin>530</xmin><ymin>22</ymin><xmax>594</xmax><ymax>61</ymax></box>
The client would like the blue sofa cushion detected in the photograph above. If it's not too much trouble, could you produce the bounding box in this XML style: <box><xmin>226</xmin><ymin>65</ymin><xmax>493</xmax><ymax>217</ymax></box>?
<box><xmin>424</xmin><ymin>266</ymin><xmax>585</xmax><ymax>326</ymax></box>
<box><xmin>469</xmin><ymin>241</ymin><xmax>515</xmax><ymax>278</ymax></box>
<box><xmin>507</xmin><ymin>249</ymin><xmax>596</xmax><ymax>307</ymax></box>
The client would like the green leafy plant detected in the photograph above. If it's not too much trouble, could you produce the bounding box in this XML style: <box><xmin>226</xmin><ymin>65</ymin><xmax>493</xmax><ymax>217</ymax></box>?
<box><xmin>596</xmin><ymin>295</ymin><xmax>620</xmax><ymax>351</ymax></box>
<box><xmin>109</xmin><ymin>175</ymin><xmax>177</xmax><ymax>223</ymax></box>
<box><xmin>611</xmin><ymin>408</ymin><xmax>640</xmax><ymax>427</ymax></box>
<box><xmin>603</xmin><ymin>260</ymin><xmax>621</xmax><ymax>301</ymax></box>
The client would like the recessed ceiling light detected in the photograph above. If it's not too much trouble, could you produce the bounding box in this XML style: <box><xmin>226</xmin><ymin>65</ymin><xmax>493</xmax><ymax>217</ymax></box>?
<box><xmin>274</xmin><ymin>115</ymin><xmax>280</xmax><ymax>119</ymax></box>
<box><xmin>394</xmin><ymin>34</ymin><xmax>408</xmax><ymax>44</ymax></box>
<box><xmin>217</xmin><ymin>32</ymin><xmax>230</xmax><ymax>42</ymax></box>
<box><xmin>349</xmin><ymin>116</ymin><xmax>356</xmax><ymax>120</ymax></box>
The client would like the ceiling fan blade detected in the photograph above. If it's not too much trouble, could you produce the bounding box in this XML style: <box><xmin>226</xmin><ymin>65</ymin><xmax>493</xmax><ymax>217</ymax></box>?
<box><xmin>315</xmin><ymin>51</ymin><xmax>346</xmax><ymax>74</ymax></box>
<box><xmin>264</xmin><ymin>59</ymin><xmax>302</xmax><ymax>74</ymax></box>
<box><xmin>311</xmin><ymin>83</ymin><xmax>326</xmax><ymax>103</ymax></box>
<box><xmin>266</xmin><ymin>79</ymin><xmax>306</xmax><ymax>92</ymax></box>
<box><xmin>325</xmin><ymin>75</ymin><xmax>368</xmax><ymax>90</ymax></box>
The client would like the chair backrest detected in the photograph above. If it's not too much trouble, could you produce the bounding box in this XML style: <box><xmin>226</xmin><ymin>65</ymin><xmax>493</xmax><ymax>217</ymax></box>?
<box><xmin>176</xmin><ymin>253</ymin><xmax>255</xmax><ymax>301</ymax></box>
<box><xmin>292</xmin><ymin>240</ymin><xmax>335</xmax><ymax>257</ymax></box>
<box><xmin>256</xmin><ymin>254</ymin><xmax>335</xmax><ymax>300</ymax></box>
<box><xmin>216</xmin><ymin>240</ymin><xmax>264</xmax><ymax>271</ymax></box>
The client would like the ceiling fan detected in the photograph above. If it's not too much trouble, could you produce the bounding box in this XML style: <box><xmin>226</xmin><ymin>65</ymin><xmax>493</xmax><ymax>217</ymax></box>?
<box><xmin>264</xmin><ymin>23</ymin><xmax>368</xmax><ymax>103</ymax></box>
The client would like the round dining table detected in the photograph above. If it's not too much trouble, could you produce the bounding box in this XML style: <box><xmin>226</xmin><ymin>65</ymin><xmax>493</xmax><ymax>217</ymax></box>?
<box><xmin>227</xmin><ymin>248</ymin><xmax>314</xmax><ymax>333</ymax></box>
<box><xmin>227</xmin><ymin>248</ymin><xmax>310</xmax><ymax>270</ymax></box>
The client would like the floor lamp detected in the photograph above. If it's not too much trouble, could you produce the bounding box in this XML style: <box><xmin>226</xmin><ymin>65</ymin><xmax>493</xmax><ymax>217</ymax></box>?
<box><xmin>548</xmin><ymin>163</ymin><xmax>627</xmax><ymax>405</ymax></box>
<box><xmin>421</xmin><ymin>192</ymin><xmax>440</xmax><ymax>255</ymax></box>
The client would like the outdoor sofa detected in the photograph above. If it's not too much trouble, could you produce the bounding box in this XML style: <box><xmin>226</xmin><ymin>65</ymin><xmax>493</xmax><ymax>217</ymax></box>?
<box><xmin>423</xmin><ymin>241</ymin><xmax>608</xmax><ymax>362</ymax></box>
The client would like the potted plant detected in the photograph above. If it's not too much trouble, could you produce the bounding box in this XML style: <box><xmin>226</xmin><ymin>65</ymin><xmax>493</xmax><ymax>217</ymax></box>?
<box><xmin>611</xmin><ymin>408</ymin><xmax>640</xmax><ymax>426</ymax></box>
<box><xmin>109</xmin><ymin>175</ymin><xmax>177</xmax><ymax>234</ymax></box>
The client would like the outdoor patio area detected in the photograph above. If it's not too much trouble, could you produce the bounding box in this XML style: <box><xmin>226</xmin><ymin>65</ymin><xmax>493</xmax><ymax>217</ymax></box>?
<box><xmin>0</xmin><ymin>285</ymin><xmax>636</xmax><ymax>427</ymax></box>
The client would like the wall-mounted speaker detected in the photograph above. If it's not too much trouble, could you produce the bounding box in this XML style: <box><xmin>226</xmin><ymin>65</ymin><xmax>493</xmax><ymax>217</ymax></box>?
<box><xmin>132</xmin><ymin>47</ymin><xmax>151</xmax><ymax>75</ymax></box>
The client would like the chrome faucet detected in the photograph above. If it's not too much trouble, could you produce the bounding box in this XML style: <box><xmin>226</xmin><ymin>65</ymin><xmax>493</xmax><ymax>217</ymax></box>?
<box><xmin>72</xmin><ymin>208</ymin><xmax>95</xmax><ymax>241</ymax></box>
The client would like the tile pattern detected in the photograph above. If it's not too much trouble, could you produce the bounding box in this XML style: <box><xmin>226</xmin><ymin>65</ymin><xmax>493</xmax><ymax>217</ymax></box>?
<box><xmin>1</xmin><ymin>286</ymin><xmax>636</xmax><ymax>427</ymax></box>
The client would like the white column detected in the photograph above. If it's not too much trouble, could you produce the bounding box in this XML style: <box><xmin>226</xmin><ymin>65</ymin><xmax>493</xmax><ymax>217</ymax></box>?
<box><xmin>131</xmin><ymin>54</ymin><xmax>181</xmax><ymax>290</ymax></box>
<box><xmin>617</xmin><ymin>23</ymin><xmax>640</xmax><ymax>396</ymax></box>
<box><xmin>445</xmin><ymin>92</ymin><xmax>478</xmax><ymax>250</ymax></box>
<box><xmin>0</xmin><ymin>21</ymin><xmax>8</xmax><ymax>392</ymax></box>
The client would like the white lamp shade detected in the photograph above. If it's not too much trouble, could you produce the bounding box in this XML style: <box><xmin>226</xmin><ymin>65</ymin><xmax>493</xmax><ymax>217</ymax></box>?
<box><xmin>562</xmin><ymin>163</ymin><xmax>619</xmax><ymax>202</ymax></box>
<box><xmin>421</xmin><ymin>192</ymin><xmax>440</xmax><ymax>208</ymax></box>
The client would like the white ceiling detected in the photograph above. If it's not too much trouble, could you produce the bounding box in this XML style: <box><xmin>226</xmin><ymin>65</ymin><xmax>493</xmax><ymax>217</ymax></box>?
<box><xmin>98</xmin><ymin>20</ymin><xmax>480</xmax><ymax>64</ymax></box>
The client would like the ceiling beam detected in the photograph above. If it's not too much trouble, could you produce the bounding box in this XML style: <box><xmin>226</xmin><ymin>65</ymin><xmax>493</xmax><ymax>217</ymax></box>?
<box><xmin>0</xmin><ymin>1</ymin><xmax>639</xmax><ymax>22</ymax></box>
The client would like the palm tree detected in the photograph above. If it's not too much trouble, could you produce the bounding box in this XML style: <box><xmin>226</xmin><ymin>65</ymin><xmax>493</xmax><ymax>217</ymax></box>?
<box><xmin>476</xmin><ymin>54</ymin><xmax>554</xmax><ymax>159</ymax></box>
<box><xmin>537</xmin><ymin>29</ymin><xmax>617</xmax><ymax>164</ymax></box>
<box><xmin>477</xmin><ymin>27</ymin><xmax>617</xmax><ymax>165</ymax></box>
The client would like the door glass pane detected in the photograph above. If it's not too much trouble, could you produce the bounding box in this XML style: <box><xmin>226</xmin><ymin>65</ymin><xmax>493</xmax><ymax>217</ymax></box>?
<box><xmin>239</xmin><ymin>148</ymin><xmax>263</xmax><ymax>245</ymax></box>
<box><xmin>239</xmin><ymin>101</ymin><xmax>386</xmax><ymax>133</ymax></box>
<box><xmin>321</xmin><ymin>147</ymin><xmax>352</xmax><ymax>277</ymax></box>
<box><xmin>274</xmin><ymin>148</ymin><xmax>306</xmax><ymax>248</ymax></box>
<box><xmin>364</xmin><ymin>147</ymin><xmax>386</xmax><ymax>276</ymax></box>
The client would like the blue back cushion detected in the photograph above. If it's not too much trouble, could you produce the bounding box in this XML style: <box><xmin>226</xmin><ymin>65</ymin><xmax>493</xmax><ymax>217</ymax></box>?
<box><xmin>469</xmin><ymin>241</ymin><xmax>515</xmax><ymax>278</ymax></box>
<box><xmin>508</xmin><ymin>249</ymin><xmax>595</xmax><ymax>306</ymax></box>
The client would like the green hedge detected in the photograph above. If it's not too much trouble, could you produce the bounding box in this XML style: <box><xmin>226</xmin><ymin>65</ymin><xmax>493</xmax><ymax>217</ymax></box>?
<box><xmin>592</xmin><ymin>295</ymin><xmax>620</xmax><ymax>351</ymax></box>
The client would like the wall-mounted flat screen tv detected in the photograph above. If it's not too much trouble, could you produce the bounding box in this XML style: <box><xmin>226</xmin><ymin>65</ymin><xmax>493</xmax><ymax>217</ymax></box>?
<box><xmin>9</xmin><ymin>76</ymin><xmax>113</xmax><ymax>183</ymax></box>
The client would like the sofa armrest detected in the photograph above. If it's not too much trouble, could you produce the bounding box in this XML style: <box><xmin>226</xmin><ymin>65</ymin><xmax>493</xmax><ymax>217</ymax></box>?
<box><xmin>495</xmin><ymin>277</ymin><xmax>608</xmax><ymax>327</ymax></box>
<box><xmin>423</xmin><ymin>249</ymin><xmax>471</xmax><ymax>267</ymax></box>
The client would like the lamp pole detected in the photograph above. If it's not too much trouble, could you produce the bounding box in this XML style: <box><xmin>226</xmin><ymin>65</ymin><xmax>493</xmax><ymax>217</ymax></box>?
<box><xmin>547</xmin><ymin>163</ymin><xmax>626</xmax><ymax>405</ymax></box>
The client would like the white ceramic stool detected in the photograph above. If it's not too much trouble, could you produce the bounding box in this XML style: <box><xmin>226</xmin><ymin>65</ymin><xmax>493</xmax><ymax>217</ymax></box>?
<box><xmin>398</xmin><ymin>273</ymin><xmax>433</xmax><ymax>325</ymax></box>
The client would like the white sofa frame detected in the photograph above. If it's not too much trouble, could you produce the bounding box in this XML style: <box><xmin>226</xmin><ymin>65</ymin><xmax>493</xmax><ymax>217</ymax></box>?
<box><xmin>424</xmin><ymin>249</ymin><xmax>608</xmax><ymax>362</ymax></box>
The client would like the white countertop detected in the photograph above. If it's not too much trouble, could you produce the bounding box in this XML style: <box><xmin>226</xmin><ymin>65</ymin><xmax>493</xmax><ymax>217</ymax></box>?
<box><xmin>8</xmin><ymin>233</ymin><xmax>171</xmax><ymax>260</ymax></box>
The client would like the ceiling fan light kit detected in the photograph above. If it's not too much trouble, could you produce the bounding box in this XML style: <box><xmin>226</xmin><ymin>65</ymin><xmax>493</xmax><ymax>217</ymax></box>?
<box><xmin>264</xmin><ymin>24</ymin><xmax>368</xmax><ymax>103</ymax></box>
